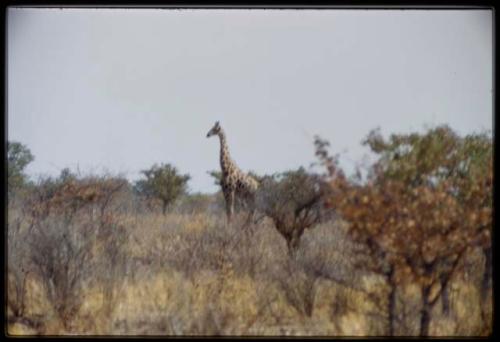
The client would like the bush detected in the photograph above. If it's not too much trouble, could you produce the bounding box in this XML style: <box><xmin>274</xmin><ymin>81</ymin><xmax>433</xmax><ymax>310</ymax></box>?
<box><xmin>16</xmin><ymin>174</ymin><xmax>130</xmax><ymax>331</ymax></box>
<box><xmin>7</xmin><ymin>211</ymin><xmax>30</xmax><ymax>321</ymax></box>
<box><xmin>7</xmin><ymin>141</ymin><xmax>34</xmax><ymax>193</ymax></box>
<box><xmin>255</xmin><ymin>168</ymin><xmax>333</xmax><ymax>255</ymax></box>
<box><xmin>28</xmin><ymin>216</ymin><xmax>95</xmax><ymax>328</ymax></box>
<box><xmin>135</xmin><ymin>164</ymin><xmax>190</xmax><ymax>215</ymax></box>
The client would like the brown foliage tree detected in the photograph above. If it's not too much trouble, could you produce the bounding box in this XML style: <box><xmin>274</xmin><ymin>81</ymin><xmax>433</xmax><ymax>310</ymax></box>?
<box><xmin>316</xmin><ymin>125</ymin><xmax>492</xmax><ymax>336</ymax></box>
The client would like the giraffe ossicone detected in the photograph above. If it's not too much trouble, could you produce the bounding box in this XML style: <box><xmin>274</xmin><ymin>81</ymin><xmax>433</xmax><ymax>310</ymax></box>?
<box><xmin>206</xmin><ymin>121</ymin><xmax>259</xmax><ymax>223</ymax></box>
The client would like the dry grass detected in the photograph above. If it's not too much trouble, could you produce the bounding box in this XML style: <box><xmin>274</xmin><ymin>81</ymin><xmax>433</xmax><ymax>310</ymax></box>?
<box><xmin>7</xmin><ymin>198</ymin><xmax>492</xmax><ymax>336</ymax></box>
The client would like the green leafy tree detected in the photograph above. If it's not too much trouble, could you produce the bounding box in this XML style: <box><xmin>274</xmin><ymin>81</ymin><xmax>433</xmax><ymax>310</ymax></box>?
<box><xmin>135</xmin><ymin>163</ymin><xmax>190</xmax><ymax>215</ymax></box>
<box><xmin>7</xmin><ymin>141</ymin><xmax>34</xmax><ymax>191</ymax></box>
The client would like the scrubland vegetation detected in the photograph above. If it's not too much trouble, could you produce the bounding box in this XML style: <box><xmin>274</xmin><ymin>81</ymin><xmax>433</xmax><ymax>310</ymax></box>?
<box><xmin>7</xmin><ymin>125</ymin><xmax>492</xmax><ymax>336</ymax></box>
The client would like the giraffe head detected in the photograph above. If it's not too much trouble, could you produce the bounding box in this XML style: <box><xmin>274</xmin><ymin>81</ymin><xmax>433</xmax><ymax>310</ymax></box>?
<box><xmin>206</xmin><ymin>121</ymin><xmax>221</xmax><ymax>138</ymax></box>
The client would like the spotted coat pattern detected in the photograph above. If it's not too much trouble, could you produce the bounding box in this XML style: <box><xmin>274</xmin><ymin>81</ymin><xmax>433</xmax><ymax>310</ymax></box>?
<box><xmin>207</xmin><ymin>121</ymin><xmax>259</xmax><ymax>222</ymax></box>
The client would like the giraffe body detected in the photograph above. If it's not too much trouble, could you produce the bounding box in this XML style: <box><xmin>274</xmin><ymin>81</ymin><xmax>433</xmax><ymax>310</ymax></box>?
<box><xmin>207</xmin><ymin>121</ymin><xmax>259</xmax><ymax>223</ymax></box>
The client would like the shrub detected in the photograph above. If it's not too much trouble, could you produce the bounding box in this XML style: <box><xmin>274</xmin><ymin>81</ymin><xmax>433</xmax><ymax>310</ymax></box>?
<box><xmin>7</xmin><ymin>141</ymin><xmax>34</xmax><ymax>193</ymax></box>
<box><xmin>255</xmin><ymin>168</ymin><xmax>332</xmax><ymax>255</ymax></box>
<box><xmin>7</xmin><ymin>213</ymin><xmax>30</xmax><ymax>321</ymax></box>
<box><xmin>20</xmin><ymin>174</ymin><xmax>130</xmax><ymax>331</ymax></box>
<box><xmin>135</xmin><ymin>164</ymin><xmax>190</xmax><ymax>215</ymax></box>
<box><xmin>28</xmin><ymin>216</ymin><xmax>95</xmax><ymax>328</ymax></box>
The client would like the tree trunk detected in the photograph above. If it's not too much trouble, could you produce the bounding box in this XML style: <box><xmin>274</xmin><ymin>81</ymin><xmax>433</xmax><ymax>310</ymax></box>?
<box><xmin>481</xmin><ymin>246</ymin><xmax>492</xmax><ymax>302</ymax></box>
<box><xmin>420</xmin><ymin>285</ymin><xmax>432</xmax><ymax>337</ymax></box>
<box><xmin>386</xmin><ymin>268</ymin><xmax>396</xmax><ymax>336</ymax></box>
<box><xmin>480</xmin><ymin>246</ymin><xmax>493</xmax><ymax>332</ymax></box>
<box><xmin>440</xmin><ymin>274</ymin><xmax>450</xmax><ymax>316</ymax></box>
<box><xmin>162</xmin><ymin>201</ymin><xmax>168</xmax><ymax>216</ymax></box>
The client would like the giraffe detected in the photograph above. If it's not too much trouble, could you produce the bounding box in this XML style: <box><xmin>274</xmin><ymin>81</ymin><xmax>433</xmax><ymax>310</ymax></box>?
<box><xmin>206</xmin><ymin>121</ymin><xmax>259</xmax><ymax>224</ymax></box>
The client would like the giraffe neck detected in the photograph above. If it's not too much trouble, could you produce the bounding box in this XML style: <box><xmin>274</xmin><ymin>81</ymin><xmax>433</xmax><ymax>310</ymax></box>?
<box><xmin>218</xmin><ymin>130</ymin><xmax>235</xmax><ymax>174</ymax></box>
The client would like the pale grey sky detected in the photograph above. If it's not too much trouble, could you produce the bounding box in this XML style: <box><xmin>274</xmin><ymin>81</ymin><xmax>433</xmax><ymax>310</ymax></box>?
<box><xmin>7</xmin><ymin>8</ymin><xmax>493</xmax><ymax>193</ymax></box>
